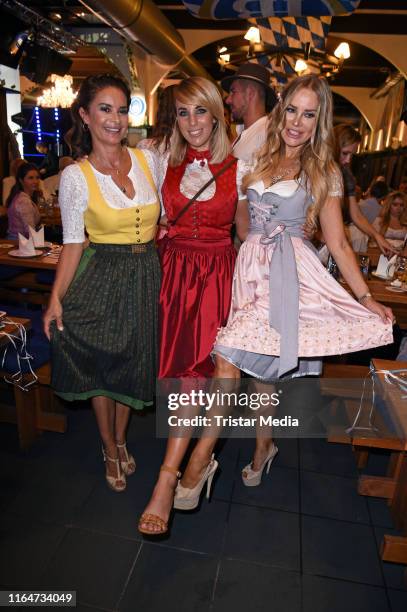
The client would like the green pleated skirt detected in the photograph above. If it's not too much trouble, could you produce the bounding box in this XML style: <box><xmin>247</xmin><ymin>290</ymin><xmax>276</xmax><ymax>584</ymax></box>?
<box><xmin>50</xmin><ymin>242</ymin><xmax>161</xmax><ymax>409</ymax></box>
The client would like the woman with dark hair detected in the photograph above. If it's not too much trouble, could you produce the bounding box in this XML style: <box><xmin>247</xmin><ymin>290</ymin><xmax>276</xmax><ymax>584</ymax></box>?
<box><xmin>43</xmin><ymin>74</ymin><xmax>161</xmax><ymax>492</ymax></box>
<box><xmin>6</xmin><ymin>162</ymin><xmax>41</xmax><ymax>239</ymax></box>
<box><xmin>333</xmin><ymin>124</ymin><xmax>395</xmax><ymax>255</ymax></box>
<box><xmin>137</xmin><ymin>84</ymin><xmax>176</xmax><ymax>155</ymax></box>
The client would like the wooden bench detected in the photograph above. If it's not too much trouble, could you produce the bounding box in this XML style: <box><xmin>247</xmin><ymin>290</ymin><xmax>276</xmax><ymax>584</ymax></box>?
<box><xmin>324</xmin><ymin>359</ymin><xmax>407</xmax><ymax>572</ymax></box>
<box><xmin>0</xmin><ymin>362</ymin><xmax>66</xmax><ymax>450</ymax></box>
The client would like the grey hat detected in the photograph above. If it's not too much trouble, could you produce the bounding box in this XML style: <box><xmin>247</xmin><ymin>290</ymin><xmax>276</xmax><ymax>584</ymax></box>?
<box><xmin>221</xmin><ymin>62</ymin><xmax>277</xmax><ymax>110</ymax></box>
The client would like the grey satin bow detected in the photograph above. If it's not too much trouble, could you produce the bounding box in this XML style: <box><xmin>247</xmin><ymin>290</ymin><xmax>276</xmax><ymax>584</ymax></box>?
<box><xmin>260</xmin><ymin>219</ymin><xmax>304</xmax><ymax>377</ymax></box>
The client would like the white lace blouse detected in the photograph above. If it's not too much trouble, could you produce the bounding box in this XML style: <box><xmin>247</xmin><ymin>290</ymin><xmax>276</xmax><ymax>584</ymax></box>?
<box><xmin>60</xmin><ymin>149</ymin><xmax>250</xmax><ymax>244</ymax></box>
<box><xmin>59</xmin><ymin>148</ymin><xmax>161</xmax><ymax>244</ymax></box>
<box><xmin>159</xmin><ymin>154</ymin><xmax>250</xmax><ymax>202</ymax></box>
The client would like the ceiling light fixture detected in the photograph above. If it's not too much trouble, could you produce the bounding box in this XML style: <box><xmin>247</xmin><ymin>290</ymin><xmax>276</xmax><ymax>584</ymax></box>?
<box><xmin>49</xmin><ymin>12</ymin><xmax>62</xmax><ymax>21</ymax></box>
<box><xmin>37</xmin><ymin>74</ymin><xmax>77</xmax><ymax>108</ymax></box>
<box><xmin>244</xmin><ymin>27</ymin><xmax>261</xmax><ymax>44</ymax></box>
<box><xmin>334</xmin><ymin>42</ymin><xmax>350</xmax><ymax>60</ymax></box>
<box><xmin>9</xmin><ymin>30</ymin><xmax>29</xmax><ymax>55</ymax></box>
<box><xmin>294</xmin><ymin>59</ymin><xmax>308</xmax><ymax>75</ymax></box>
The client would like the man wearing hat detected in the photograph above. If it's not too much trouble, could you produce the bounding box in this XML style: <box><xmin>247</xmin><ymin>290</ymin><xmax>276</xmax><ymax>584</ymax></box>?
<box><xmin>221</xmin><ymin>62</ymin><xmax>277</xmax><ymax>163</ymax></box>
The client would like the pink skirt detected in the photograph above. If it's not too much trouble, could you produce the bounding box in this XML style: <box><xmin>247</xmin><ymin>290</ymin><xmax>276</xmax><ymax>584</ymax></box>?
<box><xmin>215</xmin><ymin>234</ymin><xmax>393</xmax><ymax>379</ymax></box>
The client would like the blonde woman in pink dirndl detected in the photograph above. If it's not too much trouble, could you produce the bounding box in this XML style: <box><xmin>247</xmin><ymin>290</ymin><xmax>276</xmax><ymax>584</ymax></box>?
<box><xmin>213</xmin><ymin>75</ymin><xmax>394</xmax><ymax>486</ymax></box>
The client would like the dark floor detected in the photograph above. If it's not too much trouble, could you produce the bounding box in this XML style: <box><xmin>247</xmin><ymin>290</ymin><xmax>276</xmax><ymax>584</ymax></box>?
<box><xmin>1</xmin><ymin>405</ymin><xmax>407</xmax><ymax>612</ymax></box>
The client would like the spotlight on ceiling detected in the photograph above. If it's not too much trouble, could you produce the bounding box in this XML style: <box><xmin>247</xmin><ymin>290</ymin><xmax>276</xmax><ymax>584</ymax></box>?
<box><xmin>9</xmin><ymin>31</ymin><xmax>29</xmax><ymax>55</ymax></box>
<box><xmin>49</xmin><ymin>12</ymin><xmax>62</xmax><ymax>22</ymax></box>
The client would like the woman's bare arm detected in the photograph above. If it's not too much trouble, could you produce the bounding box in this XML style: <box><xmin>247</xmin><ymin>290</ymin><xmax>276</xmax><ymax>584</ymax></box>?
<box><xmin>348</xmin><ymin>195</ymin><xmax>396</xmax><ymax>256</ymax></box>
<box><xmin>235</xmin><ymin>198</ymin><xmax>249</xmax><ymax>242</ymax></box>
<box><xmin>319</xmin><ymin>196</ymin><xmax>394</xmax><ymax>324</ymax></box>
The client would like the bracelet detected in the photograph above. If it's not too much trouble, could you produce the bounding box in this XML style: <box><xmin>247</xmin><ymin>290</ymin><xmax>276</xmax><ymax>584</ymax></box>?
<box><xmin>357</xmin><ymin>292</ymin><xmax>372</xmax><ymax>303</ymax></box>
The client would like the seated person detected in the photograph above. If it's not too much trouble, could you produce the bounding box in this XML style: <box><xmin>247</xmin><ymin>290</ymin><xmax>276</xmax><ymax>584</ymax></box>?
<box><xmin>359</xmin><ymin>180</ymin><xmax>389</xmax><ymax>224</ymax></box>
<box><xmin>36</xmin><ymin>141</ymin><xmax>59</xmax><ymax>179</ymax></box>
<box><xmin>43</xmin><ymin>156</ymin><xmax>75</xmax><ymax>196</ymax></box>
<box><xmin>372</xmin><ymin>191</ymin><xmax>407</xmax><ymax>245</ymax></box>
<box><xmin>6</xmin><ymin>163</ymin><xmax>41</xmax><ymax>239</ymax></box>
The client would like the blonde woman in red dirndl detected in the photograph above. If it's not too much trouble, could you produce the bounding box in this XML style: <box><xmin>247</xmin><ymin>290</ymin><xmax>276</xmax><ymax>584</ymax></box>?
<box><xmin>138</xmin><ymin>77</ymin><xmax>249</xmax><ymax>535</ymax></box>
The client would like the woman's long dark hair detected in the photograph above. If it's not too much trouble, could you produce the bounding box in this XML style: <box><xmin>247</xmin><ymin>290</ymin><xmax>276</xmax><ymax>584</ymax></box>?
<box><xmin>151</xmin><ymin>85</ymin><xmax>176</xmax><ymax>152</ymax></box>
<box><xmin>66</xmin><ymin>74</ymin><xmax>131</xmax><ymax>159</ymax></box>
<box><xmin>6</xmin><ymin>162</ymin><xmax>40</xmax><ymax>208</ymax></box>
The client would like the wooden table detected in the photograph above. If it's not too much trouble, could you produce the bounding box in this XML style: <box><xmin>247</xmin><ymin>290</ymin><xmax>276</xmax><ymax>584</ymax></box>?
<box><xmin>0</xmin><ymin>316</ymin><xmax>31</xmax><ymax>346</ymax></box>
<box><xmin>0</xmin><ymin>239</ymin><xmax>60</xmax><ymax>270</ymax></box>
<box><xmin>356</xmin><ymin>359</ymin><xmax>407</xmax><ymax>568</ymax></box>
<box><xmin>366</xmin><ymin>278</ymin><xmax>407</xmax><ymax>329</ymax></box>
<box><xmin>366</xmin><ymin>245</ymin><xmax>406</xmax><ymax>269</ymax></box>
<box><xmin>342</xmin><ymin>275</ymin><xmax>407</xmax><ymax>329</ymax></box>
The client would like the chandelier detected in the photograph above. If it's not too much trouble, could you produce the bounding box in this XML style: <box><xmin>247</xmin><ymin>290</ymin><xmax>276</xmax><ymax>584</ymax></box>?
<box><xmin>37</xmin><ymin>74</ymin><xmax>77</xmax><ymax>108</ymax></box>
<box><xmin>218</xmin><ymin>22</ymin><xmax>351</xmax><ymax>89</ymax></box>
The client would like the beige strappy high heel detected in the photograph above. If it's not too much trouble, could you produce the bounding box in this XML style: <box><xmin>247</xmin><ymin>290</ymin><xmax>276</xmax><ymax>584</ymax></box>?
<box><xmin>173</xmin><ymin>454</ymin><xmax>218</xmax><ymax>510</ymax></box>
<box><xmin>116</xmin><ymin>442</ymin><xmax>136</xmax><ymax>476</ymax></box>
<box><xmin>241</xmin><ymin>444</ymin><xmax>278</xmax><ymax>487</ymax></box>
<box><xmin>102</xmin><ymin>448</ymin><xmax>126</xmax><ymax>492</ymax></box>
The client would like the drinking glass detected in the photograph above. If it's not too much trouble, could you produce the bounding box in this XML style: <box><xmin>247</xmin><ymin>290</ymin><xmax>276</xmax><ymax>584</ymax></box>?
<box><xmin>327</xmin><ymin>254</ymin><xmax>339</xmax><ymax>280</ymax></box>
<box><xmin>394</xmin><ymin>256</ymin><xmax>407</xmax><ymax>282</ymax></box>
<box><xmin>359</xmin><ymin>254</ymin><xmax>370</xmax><ymax>279</ymax></box>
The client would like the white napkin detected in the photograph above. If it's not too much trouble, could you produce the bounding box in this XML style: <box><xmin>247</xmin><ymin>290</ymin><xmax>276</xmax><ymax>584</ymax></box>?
<box><xmin>387</xmin><ymin>253</ymin><xmax>398</xmax><ymax>277</ymax></box>
<box><xmin>18</xmin><ymin>233</ymin><xmax>36</xmax><ymax>256</ymax></box>
<box><xmin>376</xmin><ymin>253</ymin><xmax>397</xmax><ymax>277</ymax></box>
<box><xmin>29</xmin><ymin>225</ymin><xmax>45</xmax><ymax>247</ymax></box>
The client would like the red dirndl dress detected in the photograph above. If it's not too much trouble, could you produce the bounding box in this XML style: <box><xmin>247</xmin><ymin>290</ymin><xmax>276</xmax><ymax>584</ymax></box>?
<box><xmin>159</xmin><ymin>148</ymin><xmax>238</xmax><ymax>378</ymax></box>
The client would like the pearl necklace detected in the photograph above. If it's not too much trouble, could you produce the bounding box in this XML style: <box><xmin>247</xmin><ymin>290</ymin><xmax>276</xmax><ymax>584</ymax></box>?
<box><xmin>91</xmin><ymin>149</ymin><xmax>128</xmax><ymax>194</ymax></box>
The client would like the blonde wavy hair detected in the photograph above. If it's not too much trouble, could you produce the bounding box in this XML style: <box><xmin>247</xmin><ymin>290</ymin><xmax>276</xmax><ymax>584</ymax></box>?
<box><xmin>243</xmin><ymin>75</ymin><xmax>340</xmax><ymax>230</ymax></box>
<box><xmin>378</xmin><ymin>191</ymin><xmax>407</xmax><ymax>235</ymax></box>
<box><xmin>333</xmin><ymin>123</ymin><xmax>361</xmax><ymax>163</ymax></box>
<box><xmin>169</xmin><ymin>77</ymin><xmax>231</xmax><ymax>166</ymax></box>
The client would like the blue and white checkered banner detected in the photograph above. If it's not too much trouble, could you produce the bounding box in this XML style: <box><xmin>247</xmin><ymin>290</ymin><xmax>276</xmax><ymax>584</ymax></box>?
<box><xmin>255</xmin><ymin>16</ymin><xmax>331</xmax><ymax>51</ymax></box>
<box><xmin>182</xmin><ymin>0</ymin><xmax>361</xmax><ymax>20</ymax></box>
<box><xmin>254</xmin><ymin>54</ymin><xmax>320</xmax><ymax>87</ymax></box>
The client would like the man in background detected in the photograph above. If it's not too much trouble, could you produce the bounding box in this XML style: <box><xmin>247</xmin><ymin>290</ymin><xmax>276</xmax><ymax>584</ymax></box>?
<box><xmin>221</xmin><ymin>63</ymin><xmax>277</xmax><ymax>163</ymax></box>
<box><xmin>359</xmin><ymin>180</ymin><xmax>389</xmax><ymax>224</ymax></box>
<box><xmin>36</xmin><ymin>141</ymin><xmax>58</xmax><ymax>179</ymax></box>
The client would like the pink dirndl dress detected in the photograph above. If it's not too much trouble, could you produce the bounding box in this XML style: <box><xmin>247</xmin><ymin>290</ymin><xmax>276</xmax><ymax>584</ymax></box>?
<box><xmin>214</xmin><ymin>177</ymin><xmax>393</xmax><ymax>380</ymax></box>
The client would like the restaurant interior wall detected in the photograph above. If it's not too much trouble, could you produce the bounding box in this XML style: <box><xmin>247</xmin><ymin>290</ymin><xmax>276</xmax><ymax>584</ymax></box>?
<box><xmin>353</xmin><ymin>147</ymin><xmax>407</xmax><ymax>191</ymax></box>
<box><xmin>0</xmin><ymin>64</ymin><xmax>23</xmax><ymax>156</ymax></box>
<box><xmin>0</xmin><ymin>89</ymin><xmax>8</xmax><ymax>181</ymax></box>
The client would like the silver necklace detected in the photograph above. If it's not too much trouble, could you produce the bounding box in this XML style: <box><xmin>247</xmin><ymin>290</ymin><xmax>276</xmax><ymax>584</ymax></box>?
<box><xmin>268</xmin><ymin>165</ymin><xmax>298</xmax><ymax>186</ymax></box>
